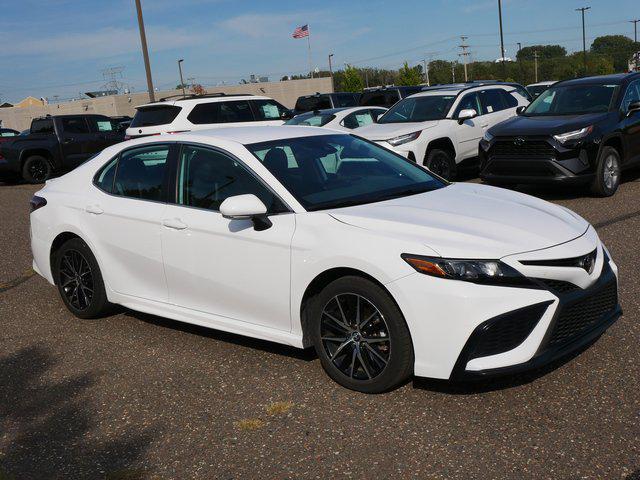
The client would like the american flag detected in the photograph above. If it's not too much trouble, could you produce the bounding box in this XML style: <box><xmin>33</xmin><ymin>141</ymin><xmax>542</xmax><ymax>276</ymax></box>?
<box><xmin>292</xmin><ymin>24</ymin><xmax>309</xmax><ymax>39</ymax></box>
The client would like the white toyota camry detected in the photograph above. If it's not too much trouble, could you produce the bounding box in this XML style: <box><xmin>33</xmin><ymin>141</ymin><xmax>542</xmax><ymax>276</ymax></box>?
<box><xmin>29</xmin><ymin>126</ymin><xmax>621</xmax><ymax>393</ymax></box>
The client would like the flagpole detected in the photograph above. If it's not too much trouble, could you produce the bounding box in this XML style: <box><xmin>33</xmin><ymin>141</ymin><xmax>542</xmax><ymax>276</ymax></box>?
<box><xmin>307</xmin><ymin>25</ymin><xmax>312</xmax><ymax>78</ymax></box>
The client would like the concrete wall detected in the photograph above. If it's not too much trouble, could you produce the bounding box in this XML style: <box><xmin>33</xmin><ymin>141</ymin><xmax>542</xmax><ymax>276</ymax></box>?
<box><xmin>0</xmin><ymin>77</ymin><xmax>333</xmax><ymax>131</ymax></box>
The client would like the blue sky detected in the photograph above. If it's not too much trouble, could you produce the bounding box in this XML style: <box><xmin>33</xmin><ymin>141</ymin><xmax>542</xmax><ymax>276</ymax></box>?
<box><xmin>0</xmin><ymin>0</ymin><xmax>638</xmax><ymax>102</ymax></box>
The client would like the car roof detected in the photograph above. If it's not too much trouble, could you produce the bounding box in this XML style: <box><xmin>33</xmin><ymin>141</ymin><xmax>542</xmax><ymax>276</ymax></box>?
<box><xmin>135</xmin><ymin>94</ymin><xmax>272</xmax><ymax>109</ymax></box>
<box><xmin>412</xmin><ymin>83</ymin><xmax>508</xmax><ymax>98</ymax></box>
<box><xmin>295</xmin><ymin>106</ymin><xmax>385</xmax><ymax>116</ymax></box>
<box><xmin>527</xmin><ymin>81</ymin><xmax>557</xmax><ymax>87</ymax></box>
<box><xmin>177</xmin><ymin>125</ymin><xmax>340</xmax><ymax>145</ymax></box>
<box><xmin>555</xmin><ymin>73</ymin><xmax>639</xmax><ymax>87</ymax></box>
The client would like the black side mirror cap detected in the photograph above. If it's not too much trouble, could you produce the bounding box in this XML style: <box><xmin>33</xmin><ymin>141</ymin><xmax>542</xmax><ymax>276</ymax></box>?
<box><xmin>516</xmin><ymin>106</ymin><xmax>526</xmax><ymax>115</ymax></box>
<box><xmin>280</xmin><ymin>110</ymin><xmax>294</xmax><ymax>120</ymax></box>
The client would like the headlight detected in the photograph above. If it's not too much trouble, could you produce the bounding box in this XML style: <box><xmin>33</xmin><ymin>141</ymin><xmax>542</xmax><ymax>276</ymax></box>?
<box><xmin>553</xmin><ymin>125</ymin><xmax>593</xmax><ymax>144</ymax></box>
<box><xmin>482</xmin><ymin>130</ymin><xmax>494</xmax><ymax>142</ymax></box>
<box><xmin>401</xmin><ymin>254</ymin><xmax>534</xmax><ymax>287</ymax></box>
<box><xmin>387</xmin><ymin>131</ymin><xmax>421</xmax><ymax>146</ymax></box>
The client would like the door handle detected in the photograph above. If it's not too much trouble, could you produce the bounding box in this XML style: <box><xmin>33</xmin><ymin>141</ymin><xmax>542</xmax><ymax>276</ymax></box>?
<box><xmin>162</xmin><ymin>218</ymin><xmax>188</xmax><ymax>230</ymax></box>
<box><xmin>63</xmin><ymin>138</ymin><xmax>75</xmax><ymax>144</ymax></box>
<box><xmin>85</xmin><ymin>205</ymin><xmax>104</xmax><ymax>215</ymax></box>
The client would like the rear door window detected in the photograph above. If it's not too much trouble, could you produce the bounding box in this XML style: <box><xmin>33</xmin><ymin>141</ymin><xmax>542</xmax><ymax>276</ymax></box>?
<box><xmin>88</xmin><ymin>117</ymin><xmax>116</xmax><ymax>132</ymax></box>
<box><xmin>61</xmin><ymin>117</ymin><xmax>90</xmax><ymax>134</ymax></box>
<box><xmin>112</xmin><ymin>145</ymin><xmax>170</xmax><ymax>201</ymax></box>
<box><xmin>187</xmin><ymin>101</ymin><xmax>255</xmax><ymax>124</ymax></box>
<box><xmin>31</xmin><ymin>119</ymin><xmax>54</xmax><ymax>134</ymax></box>
<box><xmin>334</xmin><ymin>93</ymin><xmax>358</xmax><ymax>107</ymax></box>
<box><xmin>341</xmin><ymin>109</ymin><xmax>376</xmax><ymax>129</ymax></box>
<box><xmin>131</xmin><ymin>106</ymin><xmax>182</xmax><ymax>128</ymax></box>
<box><xmin>252</xmin><ymin>99</ymin><xmax>289</xmax><ymax>120</ymax></box>
<box><xmin>479</xmin><ymin>89</ymin><xmax>507</xmax><ymax>113</ymax></box>
<box><xmin>295</xmin><ymin>96</ymin><xmax>332</xmax><ymax>112</ymax></box>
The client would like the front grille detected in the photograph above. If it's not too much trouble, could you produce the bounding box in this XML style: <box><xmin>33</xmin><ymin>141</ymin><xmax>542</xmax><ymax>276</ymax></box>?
<box><xmin>468</xmin><ymin>302</ymin><xmax>550</xmax><ymax>359</ymax></box>
<box><xmin>547</xmin><ymin>280</ymin><xmax>618</xmax><ymax>347</ymax></box>
<box><xmin>536</xmin><ymin>278</ymin><xmax>580</xmax><ymax>294</ymax></box>
<box><xmin>484</xmin><ymin>160</ymin><xmax>560</xmax><ymax>177</ymax></box>
<box><xmin>490</xmin><ymin>139</ymin><xmax>555</xmax><ymax>159</ymax></box>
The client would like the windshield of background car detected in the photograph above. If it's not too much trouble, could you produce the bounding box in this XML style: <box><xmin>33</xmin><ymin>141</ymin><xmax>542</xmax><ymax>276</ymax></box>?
<box><xmin>130</xmin><ymin>105</ymin><xmax>182</xmax><ymax>127</ymax></box>
<box><xmin>377</xmin><ymin>95</ymin><xmax>456</xmax><ymax>123</ymax></box>
<box><xmin>524</xmin><ymin>84</ymin><xmax>618</xmax><ymax>116</ymax></box>
<box><xmin>285</xmin><ymin>114</ymin><xmax>336</xmax><ymax>127</ymax></box>
<box><xmin>246</xmin><ymin>134</ymin><xmax>445</xmax><ymax>211</ymax></box>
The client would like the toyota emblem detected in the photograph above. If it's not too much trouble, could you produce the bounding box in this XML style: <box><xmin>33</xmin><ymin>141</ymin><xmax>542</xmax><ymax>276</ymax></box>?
<box><xmin>514</xmin><ymin>137</ymin><xmax>525</xmax><ymax>146</ymax></box>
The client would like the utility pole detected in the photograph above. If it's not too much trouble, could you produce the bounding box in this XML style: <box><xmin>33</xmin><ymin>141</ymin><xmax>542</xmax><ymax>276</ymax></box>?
<box><xmin>451</xmin><ymin>63</ymin><xmax>456</xmax><ymax>83</ymax></box>
<box><xmin>576</xmin><ymin>6</ymin><xmax>590</xmax><ymax>76</ymax></box>
<box><xmin>135</xmin><ymin>0</ymin><xmax>155</xmax><ymax>102</ymax></box>
<box><xmin>631</xmin><ymin>19</ymin><xmax>639</xmax><ymax>71</ymax></box>
<box><xmin>534</xmin><ymin>50</ymin><xmax>539</xmax><ymax>83</ymax></box>
<box><xmin>423</xmin><ymin>59</ymin><xmax>429</xmax><ymax>86</ymax></box>
<box><xmin>178</xmin><ymin>59</ymin><xmax>186</xmax><ymax>98</ymax></box>
<box><xmin>517</xmin><ymin>42</ymin><xmax>523</xmax><ymax>84</ymax></box>
<box><xmin>328</xmin><ymin>53</ymin><xmax>334</xmax><ymax>91</ymax></box>
<box><xmin>458</xmin><ymin>36</ymin><xmax>470</xmax><ymax>82</ymax></box>
<box><xmin>497</xmin><ymin>0</ymin><xmax>506</xmax><ymax>80</ymax></box>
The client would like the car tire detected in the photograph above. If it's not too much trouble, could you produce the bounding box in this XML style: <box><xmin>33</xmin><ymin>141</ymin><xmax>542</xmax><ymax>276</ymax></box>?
<box><xmin>22</xmin><ymin>155</ymin><xmax>52</xmax><ymax>184</ymax></box>
<box><xmin>591</xmin><ymin>146</ymin><xmax>621</xmax><ymax>197</ymax></box>
<box><xmin>426</xmin><ymin>149</ymin><xmax>457</xmax><ymax>181</ymax></box>
<box><xmin>311</xmin><ymin>276</ymin><xmax>413</xmax><ymax>393</ymax></box>
<box><xmin>53</xmin><ymin>237</ymin><xmax>112</xmax><ymax>319</ymax></box>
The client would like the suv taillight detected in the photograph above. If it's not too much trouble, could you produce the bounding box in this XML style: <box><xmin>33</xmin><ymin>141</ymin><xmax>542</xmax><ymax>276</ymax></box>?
<box><xmin>30</xmin><ymin>195</ymin><xmax>47</xmax><ymax>213</ymax></box>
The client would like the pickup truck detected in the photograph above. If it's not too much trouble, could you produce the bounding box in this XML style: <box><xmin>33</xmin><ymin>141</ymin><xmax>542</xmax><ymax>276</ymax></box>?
<box><xmin>0</xmin><ymin>114</ymin><xmax>124</xmax><ymax>183</ymax></box>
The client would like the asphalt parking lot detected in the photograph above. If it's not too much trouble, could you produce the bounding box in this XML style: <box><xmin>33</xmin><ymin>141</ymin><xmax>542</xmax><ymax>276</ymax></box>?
<box><xmin>1</xmin><ymin>175</ymin><xmax>639</xmax><ymax>480</ymax></box>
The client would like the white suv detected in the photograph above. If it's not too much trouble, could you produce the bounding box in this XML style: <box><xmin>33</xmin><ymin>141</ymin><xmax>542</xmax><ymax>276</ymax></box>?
<box><xmin>356</xmin><ymin>84</ymin><xmax>529</xmax><ymax>179</ymax></box>
<box><xmin>125</xmin><ymin>94</ymin><xmax>291</xmax><ymax>139</ymax></box>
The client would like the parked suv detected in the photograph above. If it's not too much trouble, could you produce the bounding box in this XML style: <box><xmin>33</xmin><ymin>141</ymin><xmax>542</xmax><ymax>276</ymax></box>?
<box><xmin>356</xmin><ymin>84</ymin><xmax>529</xmax><ymax>179</ymax></box>
<box><xmin>0</xmin><ymin>114</ymin><xmax>123</xmax><ymax>183</ymax></box>
<box><xmin>359</xmin><ymin>86</ymin><xmax>424</xmax><ymax>108</ymax></box>
<box><xmin>126</xmin><ymin>93</ymin><xmax>291</xmax><ymax>139</ymax></box>
<box><xmin>293</xmin><ymin>92</ymin><xmax>360</xmax><ymax>114</ymax></box>
<box><xmin>480</xmin><ymin>73</ymin><xmax>640</xmax><ymax>196</ymax></box>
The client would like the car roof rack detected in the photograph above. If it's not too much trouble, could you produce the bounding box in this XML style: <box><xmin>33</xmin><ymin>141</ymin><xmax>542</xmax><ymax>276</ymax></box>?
<box><xmin>156</xmin><ymin>93</ymin><xmax>255</xmax><ymax>102</ymax></box>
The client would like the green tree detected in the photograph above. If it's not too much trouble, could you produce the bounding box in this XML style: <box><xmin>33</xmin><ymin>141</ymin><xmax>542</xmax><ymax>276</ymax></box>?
<box><xmin>397</xmin><ymin>62</ymin><xmax>422</xmax><ymax>86</ymax></box>
<box><xmin>517</xmin><ymin>45</ymin><xmax>566</xmax><ymax>61</ymax></box>
<box><xmin>591</xmin><ymin>35</ymin><xmax>638</xmax><ymax>71</ymax></box>
<box><xmin>340</xmin><ymin>65</ymin><xmax>364</xmax><ymax>92</ymax></box>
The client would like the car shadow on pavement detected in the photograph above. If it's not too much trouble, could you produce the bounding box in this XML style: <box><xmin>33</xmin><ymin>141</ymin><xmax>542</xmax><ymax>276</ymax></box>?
<box><xmin>412</xmin><ymin>337</ymin><xmax>597</xmax><ymax>395</ymax></box>
<box><xmin>0</xmin><ymin>345</ymin><xmax>157</xmax><ymax>479</ymax></box>
<box><xmin>125</xmin><ymin>309</ymin><xmax>318</xmax><ymax>362</ymax></box>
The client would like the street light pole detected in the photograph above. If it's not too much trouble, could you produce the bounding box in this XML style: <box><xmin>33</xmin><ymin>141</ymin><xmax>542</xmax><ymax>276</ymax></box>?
<box><xmin>134</xmin><ymin>0</ymin><xmax>155</xmax><ymax>102</ymax></box>
<box><xmin>576</xmin><ymin>6</ymin><xmax>590</xmax><ymax>76</ymax></box>
<box><xmin>631</xmin><ymin>19</ymin><xmax>639</xmax><ymax>71</ymax></box>
<box><xmin>328</xmin><ymin>53</ymin><xmax>334</xmax><ymax>91</ymax></box>
<box><xmin>178</xmin><ymin>59</ymin><xmax>186</xmax><ymax>98</ymax></box>
<box><xmin>498</xmin><ymin>0</ymin><xmax>506</xmax><ymax>80</ymax></box>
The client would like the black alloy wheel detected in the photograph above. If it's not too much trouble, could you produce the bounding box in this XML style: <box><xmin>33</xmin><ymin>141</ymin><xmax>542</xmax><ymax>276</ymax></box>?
<box><xmin>59</xmin><ymin>249</ymin><xmax>94</xmax><ymax>311</ymax></box>
<box><xmin>320</xmin><ymin>293</ymin><xmax>391</xmax><ymax>381</ymax></box>
<box><xmin>22</xmin><ymin>155</ymin><xmax>52</xmax><ymax>184</ymax></box>
<box><xmin>426</xmin><ymin>149</ymin><xmax>456</xmax><ymax>181</ymax></box>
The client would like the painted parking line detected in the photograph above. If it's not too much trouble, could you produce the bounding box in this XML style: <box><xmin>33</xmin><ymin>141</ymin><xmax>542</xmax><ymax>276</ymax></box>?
<box><xmin>0</xmin><ymin>269</ymin><xmax>36</xmax><ymax>294</ymax></box>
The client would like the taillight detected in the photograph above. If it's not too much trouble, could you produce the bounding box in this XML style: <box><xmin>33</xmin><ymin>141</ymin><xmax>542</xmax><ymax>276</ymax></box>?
<box><xmin>30</xmin><ymin>195</ymin><xmax>47</xmax><ymax>213</ymax></box>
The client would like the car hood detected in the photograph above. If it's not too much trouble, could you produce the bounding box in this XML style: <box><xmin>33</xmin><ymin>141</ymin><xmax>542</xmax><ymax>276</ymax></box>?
<box><xmin>489</xmin><ymin>112</ymin><xmax>610</xmax><ymax>136</ymax></box>
<box><xmin>328</xmin><ymin>183</ymin><xmax>589</xmax><ymax>259</ymax></box>
<box><xmin>356</xmin><ymin>121</ymin><xmax>439</xmax><ymax>141</ymax></box>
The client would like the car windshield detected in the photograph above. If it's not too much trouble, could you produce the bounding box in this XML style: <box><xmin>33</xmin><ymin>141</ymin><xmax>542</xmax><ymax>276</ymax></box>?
<box><xmin>285</xmin><ymin>114</ymin><xmax>336</xmax><ymax>127</ymax></box>
<box><xmin>246</xmin><ymin>134</ymin><xmax>445</xmax><ymax>211</ymax></box>
<box><xmin>524</xmin><ymin>84</ymin><xmax>618</xmax><ymax>116</ymax></box>
<box><xmin>377</xmin><ymin>95</ymin><xmax>456</xmax><ymax>123</ymax></box>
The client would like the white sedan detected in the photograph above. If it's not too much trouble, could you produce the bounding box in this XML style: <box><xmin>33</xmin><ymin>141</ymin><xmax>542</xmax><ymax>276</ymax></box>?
<box><xmin>30</xmin><ymin>126</ymin><xmax>621</xmax><ymax>392</ymax></box>
<box><xmin>285</xmin><ymin>106</ymin><xmax>387</xmax><ymax>131</ymax></box>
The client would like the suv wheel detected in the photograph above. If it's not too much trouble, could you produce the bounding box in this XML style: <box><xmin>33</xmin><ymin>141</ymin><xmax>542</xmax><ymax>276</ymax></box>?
<box><xmin>54</xmin><ymin>238</ymin><xmax>112</xmax><ymax>319</ymax></box>
<box><xmin>591</xmin><ymin>146</ymin><xmax>621</xmax><ymax>197</ymax></box>
<box><xmin>311</xmin><ymin>276</ymin><xmax>413</xmax><ymax>393</ymax></box>
<box><xmin>22</xmin><ymin>155</ymin><xmax>52</xmax><ymax>184</ymax></box>
<box><xmin>426</xmin><ymin>149</ymin><xmax>456</xmax><ymax>181</ymax></box>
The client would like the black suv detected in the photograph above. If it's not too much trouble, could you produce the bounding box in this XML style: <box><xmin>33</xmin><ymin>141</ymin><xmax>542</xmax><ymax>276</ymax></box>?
<box><xmin>480</xmin><ymin>73</ymin><xmax>640</xmax><ymax>196</ymax></box>
<box><xmin>359</xmin><ymin>86</ymin><xmax>423</xmax><ymax>108</ymax></box>
<box><xmin>293</xmin><ymin>92</ymin><xmax>360</xmax><ymax>114</ymax></box>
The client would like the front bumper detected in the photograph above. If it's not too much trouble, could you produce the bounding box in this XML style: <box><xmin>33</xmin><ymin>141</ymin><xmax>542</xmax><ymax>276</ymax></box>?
<box><xmin>479</xmin><ymin>136</ymin><xmax>598</xmax><ymax>185</ymax></box>
<box><xmin>386</xmin><ymin>229</ymin><xmax>620</xmax><ymax>380</ymax></box>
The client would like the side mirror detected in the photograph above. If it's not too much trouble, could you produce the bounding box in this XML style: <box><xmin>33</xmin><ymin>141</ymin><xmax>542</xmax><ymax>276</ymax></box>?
<box><xmin>280</xmin><ymin>110</ymin><xmax>294</xmax><ymax>121</ymax></box>
<box><xmin>457</xmin><ymin>109</ymin><xmax>477</xmax><ymax>124</ymax></box>
<box><xmin>220</xmin><ymin>194</ymin><xmax>272</xmax><ymax>231</ymax></box>
<box><xmin>516</xmin><ymin>106</ymin><xmax>526</xmax><ymax>115</ymax></box>
<box><xmin>626</xmin><ymin>101</ymin><xmax>640</xmax><ymax>117</ymax></box>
